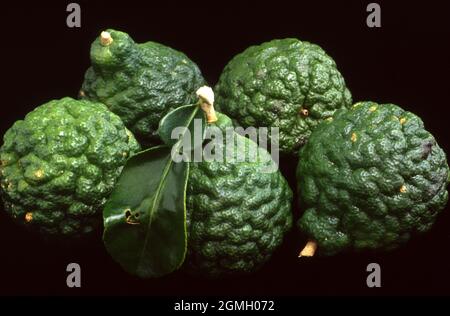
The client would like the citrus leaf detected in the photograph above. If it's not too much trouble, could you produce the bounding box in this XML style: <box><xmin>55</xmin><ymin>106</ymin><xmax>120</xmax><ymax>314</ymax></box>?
<box><xmin>103</xmin><ymin>146</ymin><xmax>188</xmax><ymax>278</ymax></box>
<box><xmin>157</xmin><ymin>104</ymin><xmax>206</xmax><ymax>152</ymax></box>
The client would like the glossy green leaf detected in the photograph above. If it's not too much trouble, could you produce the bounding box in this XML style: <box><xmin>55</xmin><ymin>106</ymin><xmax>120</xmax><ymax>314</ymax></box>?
<box><xmin>157</xmin><ymin>104</ymin><xmax>206</xmax><ymax>152</ymax></box>
<box><xmin>103</xmin><ymin>146</ymin><xmax>188</xmax><ymax>278</ymax></box>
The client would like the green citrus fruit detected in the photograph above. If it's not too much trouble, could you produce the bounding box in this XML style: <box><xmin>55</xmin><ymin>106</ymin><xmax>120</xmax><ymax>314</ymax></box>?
<box><xmin>297</xmin><ymin>102</ymin><xmax>449</xmax><ymax>255</ymax></box>
<box><xmin>186</xmin><ymin>113</ymin><xmax>293</xmax><ymax>276</ymax></box>
<box><xmin>81</xmin><ymin>29</ymin><xmax>206</xmax><ymax>147</ymax></box>
<box><xmin>0</xmin><ymin>97</ymin><xmax>140</xmax><ymax>238</ymax></box>
<box><xmin>215</xmin><ymin>38</ymin><xmax>352</xmax><ymax>154</ymax></box>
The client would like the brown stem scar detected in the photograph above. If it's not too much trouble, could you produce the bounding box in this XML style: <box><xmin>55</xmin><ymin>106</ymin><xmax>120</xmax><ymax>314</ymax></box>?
<box><xmin>300</xmin><ymin>108</ymin><xmax>309</xmax><ymax>117</ymax></box>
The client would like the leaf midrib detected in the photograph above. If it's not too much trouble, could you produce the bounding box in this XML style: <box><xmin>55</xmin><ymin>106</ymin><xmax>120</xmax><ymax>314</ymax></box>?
<box><xmin>136</xmin><ymin>106</ymin><xmax>200</xmax><ymax>273</ymax></box>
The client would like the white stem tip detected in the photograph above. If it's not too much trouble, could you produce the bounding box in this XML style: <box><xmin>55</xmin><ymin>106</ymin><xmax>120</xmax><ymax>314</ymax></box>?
<box><xmin>100</xmin><ymin>31</ymin><xmax>113</xmax><ymax>46</ymax></box>
<box><xmin>196</xmin><ymin>86</ymin><xmax>214</xmax><ymax>106</ymax></box>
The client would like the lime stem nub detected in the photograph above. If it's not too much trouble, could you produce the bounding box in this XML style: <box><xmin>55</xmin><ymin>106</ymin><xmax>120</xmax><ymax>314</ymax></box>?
<box><xmin>298</xmin><ymin>240</ymin><xmax>317</xmax><ymax>257</ymax></box>
<box><xmin>196</xmin><ymin>86</ymin><xmax>217</xmax><ymax>123</ymax></box>
<box><xmin>100</xmin><ymin>31</ymin><xmax>113</xmax><ymax>46</ymax></box>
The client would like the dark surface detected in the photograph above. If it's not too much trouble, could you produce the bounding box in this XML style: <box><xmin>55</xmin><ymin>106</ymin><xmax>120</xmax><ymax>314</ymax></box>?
<box><xmin>0</xmin><ymin>0</ymin><xmax>449</xmax><ymax>296</ymax></box>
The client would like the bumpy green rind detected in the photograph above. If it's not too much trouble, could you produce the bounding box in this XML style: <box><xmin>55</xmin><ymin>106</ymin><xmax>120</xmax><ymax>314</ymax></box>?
<box><xmin>214</xmin><ymin>38</ymin><xmax>352</xmax><ymax>154</ymax></box>
<box><xmin>297</xmin><ymin>102</ymin><xmax>449</xmax><ymax>255</ymax></box>
<box><xmin>81</xmin><ymin>29</ymin><xmax>206</xmax><ymax>147</ymax></box>
<box><xmin>186</xmin><ymin>113</ymin><xmax>293</xmax><ymax>276</ymax></box>
<box><xmin>0</xmin><ymin>97</ymin><xmax>140</xmax><ymax>238</ymax></box>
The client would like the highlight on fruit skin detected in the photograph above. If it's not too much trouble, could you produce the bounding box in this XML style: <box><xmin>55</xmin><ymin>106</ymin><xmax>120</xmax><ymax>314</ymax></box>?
<box><xmin>296</xmin><ymin>101</ymin><xmax>449</xmax><ymax>256</ymax></box>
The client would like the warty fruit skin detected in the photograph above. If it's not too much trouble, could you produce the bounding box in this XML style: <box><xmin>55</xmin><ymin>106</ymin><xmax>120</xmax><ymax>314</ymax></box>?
<box><xmin>297</xmin><ymin>102</ymin><xmax>449</xmax><ymax>255</ymax></box>
<box><xmin>185</xmin><ymin>113</ymin><xmax>293</xmax><ymax>277</ymax></box>
<box><xmin>215</xmin><ymin>38</ymin><xmax>352</xmax><ymax>154</ymax></box>
<box><xmin>0</xmin><ymin>97</ymin><xmax>141</xmax><ymax>238</ymax></box>
<box><xmin>81</xmin><ymin>29</ymin><xmax>206</xmax><ymax>147</ymax></box>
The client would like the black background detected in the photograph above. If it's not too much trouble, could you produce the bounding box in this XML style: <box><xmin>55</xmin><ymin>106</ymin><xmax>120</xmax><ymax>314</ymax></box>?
<box><xmin>0</xmin><ymin>0</ymin><xmax>449</xmax><ymax>297</ymax></box>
